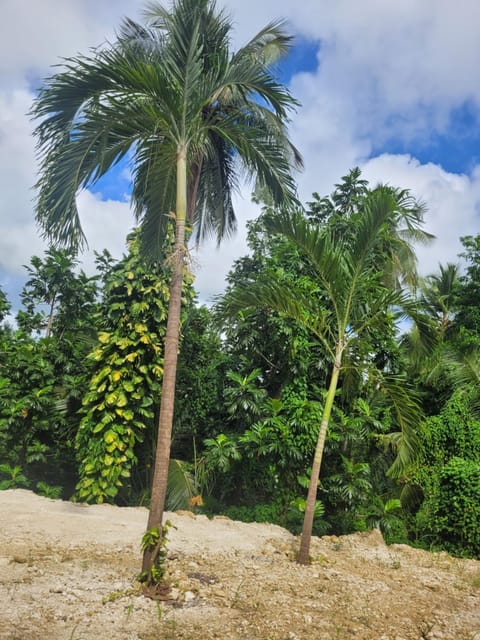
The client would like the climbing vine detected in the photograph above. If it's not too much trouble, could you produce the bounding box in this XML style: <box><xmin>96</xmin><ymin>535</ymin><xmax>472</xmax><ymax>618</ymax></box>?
<box><xmin>76</xmin><ymin>232</ymin><xmax>193</xmax><ymax>503</ymax></box>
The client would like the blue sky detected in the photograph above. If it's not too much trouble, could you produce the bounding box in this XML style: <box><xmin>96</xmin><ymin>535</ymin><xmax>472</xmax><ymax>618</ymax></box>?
<box><xmin>1</xmin><ymin>0</ymin><xmax>480</xmax><ymax>308</ymax></box>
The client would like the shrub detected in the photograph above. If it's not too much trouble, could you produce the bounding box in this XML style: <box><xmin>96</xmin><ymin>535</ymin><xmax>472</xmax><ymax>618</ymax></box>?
<box><xmin>435</xmin><ymin>457</ymin><xmax>480</xmax><ymax>557</ymax></box>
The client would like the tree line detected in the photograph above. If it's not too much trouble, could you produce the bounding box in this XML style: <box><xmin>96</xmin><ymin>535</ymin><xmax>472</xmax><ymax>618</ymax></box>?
<box><xmin>1</xmin><ymin>169</ymin><xmax>479</xmax><ymax>565</ymax></box>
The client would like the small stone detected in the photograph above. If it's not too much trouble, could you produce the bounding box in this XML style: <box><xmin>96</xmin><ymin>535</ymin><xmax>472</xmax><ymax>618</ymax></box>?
<box><xmin>169</xmin><ymin>588</ymin><xmax>180</xmax><ymax>600</ymax></box>
<box><xmin>184</xmin><ymin>590</ymin><xmax>196</xmax><ymax>602</ymax></box>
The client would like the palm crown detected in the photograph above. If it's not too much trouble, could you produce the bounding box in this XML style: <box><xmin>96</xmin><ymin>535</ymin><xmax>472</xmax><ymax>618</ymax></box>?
<box><xmin>31</xmin><ymin>0</ymin><xmax>302</xmax><ymax>257</ymax></box>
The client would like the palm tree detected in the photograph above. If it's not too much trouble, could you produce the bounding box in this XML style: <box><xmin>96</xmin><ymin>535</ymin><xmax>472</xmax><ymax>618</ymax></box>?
<box><xmin>400</xmin><ymin>263</ymin><xmax>460</xmax><ymax>394</ymax></box>
<box><xmin>31</xmin><ymin>0</ymin><xmax>302</xmax><ymax>583</ymax></box>
<box><xmin>220</xmin><ymin>185</ymin><xmax>435</xmax><ymax>563</ymax></box>
<box><xmin>421</xmin><ymin>263</ymin><xmax>460</xmax><ymax>336</ymax></box>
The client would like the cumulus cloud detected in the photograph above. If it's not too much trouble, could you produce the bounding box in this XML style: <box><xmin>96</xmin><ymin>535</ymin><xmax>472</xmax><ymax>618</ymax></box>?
<box><xmin>0</xmin><ymin>89</ymin><xmax>45</xmax><ymax>274</ymax></box>
<box><xmin>227</xmin><ymin>0</ymin><xmax>480</xmax><ymax>141</ymax></box>
<box><xmin>76</xmin><ymin>191</ymin><xmax>135</xmax><ymax>273</ymax></box>
<box><xmin>361</xmin><ymin>154</ymin><xmax>480</xmax><ymax>276</ymax></box>
<box><xmin>1</xmin><ymin>0</ymin><xmax>144</xmax><ymax>86</ymax></box>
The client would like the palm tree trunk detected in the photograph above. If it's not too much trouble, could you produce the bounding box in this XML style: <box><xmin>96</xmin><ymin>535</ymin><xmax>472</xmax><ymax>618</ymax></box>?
<box><xmin>297</xmin><ymin>340</ymin><xmax>343</xmax><ymax>565</ymax></box>
<box><xmin>142</xmin><ymin>144</ymin><xmax>187</xmax><ymax>578</ymax></box>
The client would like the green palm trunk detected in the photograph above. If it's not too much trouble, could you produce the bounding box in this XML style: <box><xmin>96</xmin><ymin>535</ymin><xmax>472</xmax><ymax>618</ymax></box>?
<box><xmin>142</xmin><ymin>144</ymin><xmax>187</xmax><ymax>576</ymax></box>
<box><xmin>297</xmin><ymin>340</ymin><xmax>343</xmax><ymax>564</ymax></box>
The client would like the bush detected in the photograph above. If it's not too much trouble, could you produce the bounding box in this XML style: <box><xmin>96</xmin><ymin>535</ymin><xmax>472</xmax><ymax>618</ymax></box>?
<box><xmin>435</xmin><ymin>457</ymin><xmax>480</xmax><ymax>557</ymax></box>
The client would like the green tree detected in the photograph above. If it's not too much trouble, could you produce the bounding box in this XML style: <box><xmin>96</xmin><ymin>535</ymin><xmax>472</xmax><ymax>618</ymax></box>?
<box><xmin>31</xmin><ymin>0</ymin><xmax>301</xmax><ymax>582</ymax></box>
<box><xmin>0</xmin><ymin>251</ymin><xmax>99</xmax><ymax>492</ymax></box>
<box><xmin>455</xmin><ymin>235</ymin><xmax>480</xmax><ymax>341</ymax></box>
<box><xmin>0</xmin><ymin>287</ymin><xmax>11</xmax><ymax>326</ymax></box>
<box><xmin>0</xmin><ymin>334</ymin><xmax>62</xmax><ymax>484</ymax></box>
<box><xmin>17</xmin><ymin>248</ymin><xmax>96</xmax><ymax>338</ymax></box>
<box><xmin>221</xmin><ymin>184</ymin><xmax>434</xmax><ymax>563</ymax></box>
<box><xmin>15</xmin><ymin>248</ymin><xmax>99</xmax><ymax>445</ymax></box>
<box><xmin>171</xmin><ymin>304</ymin><xmax>229</xmax><ymax>460</ymax></box>
<box><xmin>220</xmin><ymin>215</ymin><xmax>329</xmax><ymax>399</ymax></box>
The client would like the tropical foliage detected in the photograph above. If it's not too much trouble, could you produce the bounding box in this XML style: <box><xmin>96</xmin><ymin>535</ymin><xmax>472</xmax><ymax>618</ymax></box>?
<box><xmin>0</xmin><ymin>0</ymin><xmax>477</xmax><ymax>592</ymax></box>
<box><xmin>1</xmin><ymin>167</ymin><xmax>480</xmax><ymax>563</ymax></box>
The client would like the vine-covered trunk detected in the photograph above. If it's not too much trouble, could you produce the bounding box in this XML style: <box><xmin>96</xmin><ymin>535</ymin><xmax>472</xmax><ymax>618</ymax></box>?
<box><xmin>297</xmin><ymin>341</ymin><xmax>343</xmax><ymax>565</ymax></box>
<box><xmin>142</xmin><ymin>145</ymin><xmax>187</xmax><ymax>580</ymax></box>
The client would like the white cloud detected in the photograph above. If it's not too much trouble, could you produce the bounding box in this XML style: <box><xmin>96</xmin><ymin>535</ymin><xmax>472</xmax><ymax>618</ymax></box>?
<box><xmin>0</xmin><ymin>89</ymin><xmax>45</xmax><ymax>275</ymax></box>
<box><xmin>227</xmin><ymin>0</ymin><xmax>480</xmax><ymax>143</ymax></box>
<box><xmin>1</xmin><ymin>0</ymin><xmax>144</xmax><ymax>86</ymax></box>
<box><xmin>76</xmin><ymin>191</ymin><xmax>135</xmax><ymax>273</ymax></box>
<box><xmin>361</xmin><ymin>154</ymin><xmax>480</xmax><ymax>275</ymax></box>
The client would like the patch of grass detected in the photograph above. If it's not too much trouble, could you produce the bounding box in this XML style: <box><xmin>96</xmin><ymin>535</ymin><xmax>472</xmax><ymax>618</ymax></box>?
<box><xmin>102</xmin><ymin>586</ymin><xmax>140</xmax><ymax>604</ymax></box>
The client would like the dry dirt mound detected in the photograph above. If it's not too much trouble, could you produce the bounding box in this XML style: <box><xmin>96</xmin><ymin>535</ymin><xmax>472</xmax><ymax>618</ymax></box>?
<box><xmin>0</xmin><ymin>489</ymin><xmax>479</xmax><ymax>640</ymax></box>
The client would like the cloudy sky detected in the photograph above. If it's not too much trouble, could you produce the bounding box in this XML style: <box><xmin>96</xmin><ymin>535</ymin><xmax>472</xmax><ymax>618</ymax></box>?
<box><xmin>2</xmin><ymin>0</ymin><xmax>480</xmax><ymax>308</ymax></box>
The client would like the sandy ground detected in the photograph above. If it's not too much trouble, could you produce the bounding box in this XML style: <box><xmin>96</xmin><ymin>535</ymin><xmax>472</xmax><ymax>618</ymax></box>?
<box><xmin>0</xmin><ymin>490</ymin><xmax>479</xmax><ymax>640</ymax></box>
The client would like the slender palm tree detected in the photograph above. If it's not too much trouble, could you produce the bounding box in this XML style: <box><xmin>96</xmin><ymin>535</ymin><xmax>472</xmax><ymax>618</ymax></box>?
<box><xmin>31</xmin><ymin>0</ymin><xmax>302</xmax><ymax>583</ymax></box>
<box><xmin>220</xmin><ymin>185</ymin><xmax>435</xmax><ymax>563</ymax></box>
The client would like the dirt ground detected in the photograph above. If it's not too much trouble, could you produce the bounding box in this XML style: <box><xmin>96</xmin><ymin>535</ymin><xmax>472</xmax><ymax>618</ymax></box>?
<box><xmin>0</xmin><ymin>490</ymin><xmax>479</xmax><ymax>640</ymax></box>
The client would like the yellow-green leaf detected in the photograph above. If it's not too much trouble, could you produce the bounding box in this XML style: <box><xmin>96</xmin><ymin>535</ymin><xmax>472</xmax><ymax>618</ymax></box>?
<box><xmin>105</xmin><ymin>392</ymin><xmax>118</xmax><ymax>406</ymax></box>
<box><xmin>117</xmin><ymin>392</ymin><xmax>128</xmax><ymax>407</ymax></box>
<box><xmin>104</xmin><ymin>430</ymin><xmax>116</xmax><ymax>444</ymax></box>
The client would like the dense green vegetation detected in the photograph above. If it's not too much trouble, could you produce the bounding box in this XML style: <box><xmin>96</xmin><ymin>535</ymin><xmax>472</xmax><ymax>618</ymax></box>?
<box><xmin>1</xmin><ymin>169</ymin><xmax>479</xmax><ymax>561</ymax></box>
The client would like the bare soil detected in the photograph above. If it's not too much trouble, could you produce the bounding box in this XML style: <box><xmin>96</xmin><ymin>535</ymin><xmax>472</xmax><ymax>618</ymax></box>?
<box><xmin>0</xmin><ymin>489</ymin><xmax>479</xmax><ymax>640</ymax></box>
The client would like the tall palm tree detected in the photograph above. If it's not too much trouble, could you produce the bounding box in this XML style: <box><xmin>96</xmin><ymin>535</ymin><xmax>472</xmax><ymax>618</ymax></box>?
<box><xmin>220</xmin><ymin>185</ymin><xmax>435</xmax><ymax>564</ymax></box>
<box><xmin>31</xmin><ymin>0</ymin><xmax>302</xmax><ymax>583</ymax></box>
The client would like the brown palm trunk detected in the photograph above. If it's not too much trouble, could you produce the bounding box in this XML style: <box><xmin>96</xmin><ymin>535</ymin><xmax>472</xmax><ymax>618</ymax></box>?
<box><xmin>297</xmin><ymin>341</ymin><xmax>343</xmax><ymax>565</ymax></box>
<box><xmin>142</xmin><ymin>145</ymin><xmax>187</xmax><ymax>578</ymax></box>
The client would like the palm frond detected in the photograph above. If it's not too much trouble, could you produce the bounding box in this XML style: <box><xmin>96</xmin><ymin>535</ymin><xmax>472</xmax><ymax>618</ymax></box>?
<box><xmin>376</xmin><ymin>374</ymin><xmax>423</xmax><ymax>478</ymax></box>
<box><xmin>190</xmin><ymin>135</ymin><xmax>238</xmax><ymax>245</ymax></box>
<box><xmin>218</xmin><ymin>278</ymin><xmax>335</xmax><ymax>359</ymax></box>
<box><xmin>235</xmin><ymin>19</ymin><xmax>294</xmax><ymax>66</ymax></box>
<box><xmin>165</xmin><ymin>458</ymin><xmax>196</xmax><ymax>511</ymax></box>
